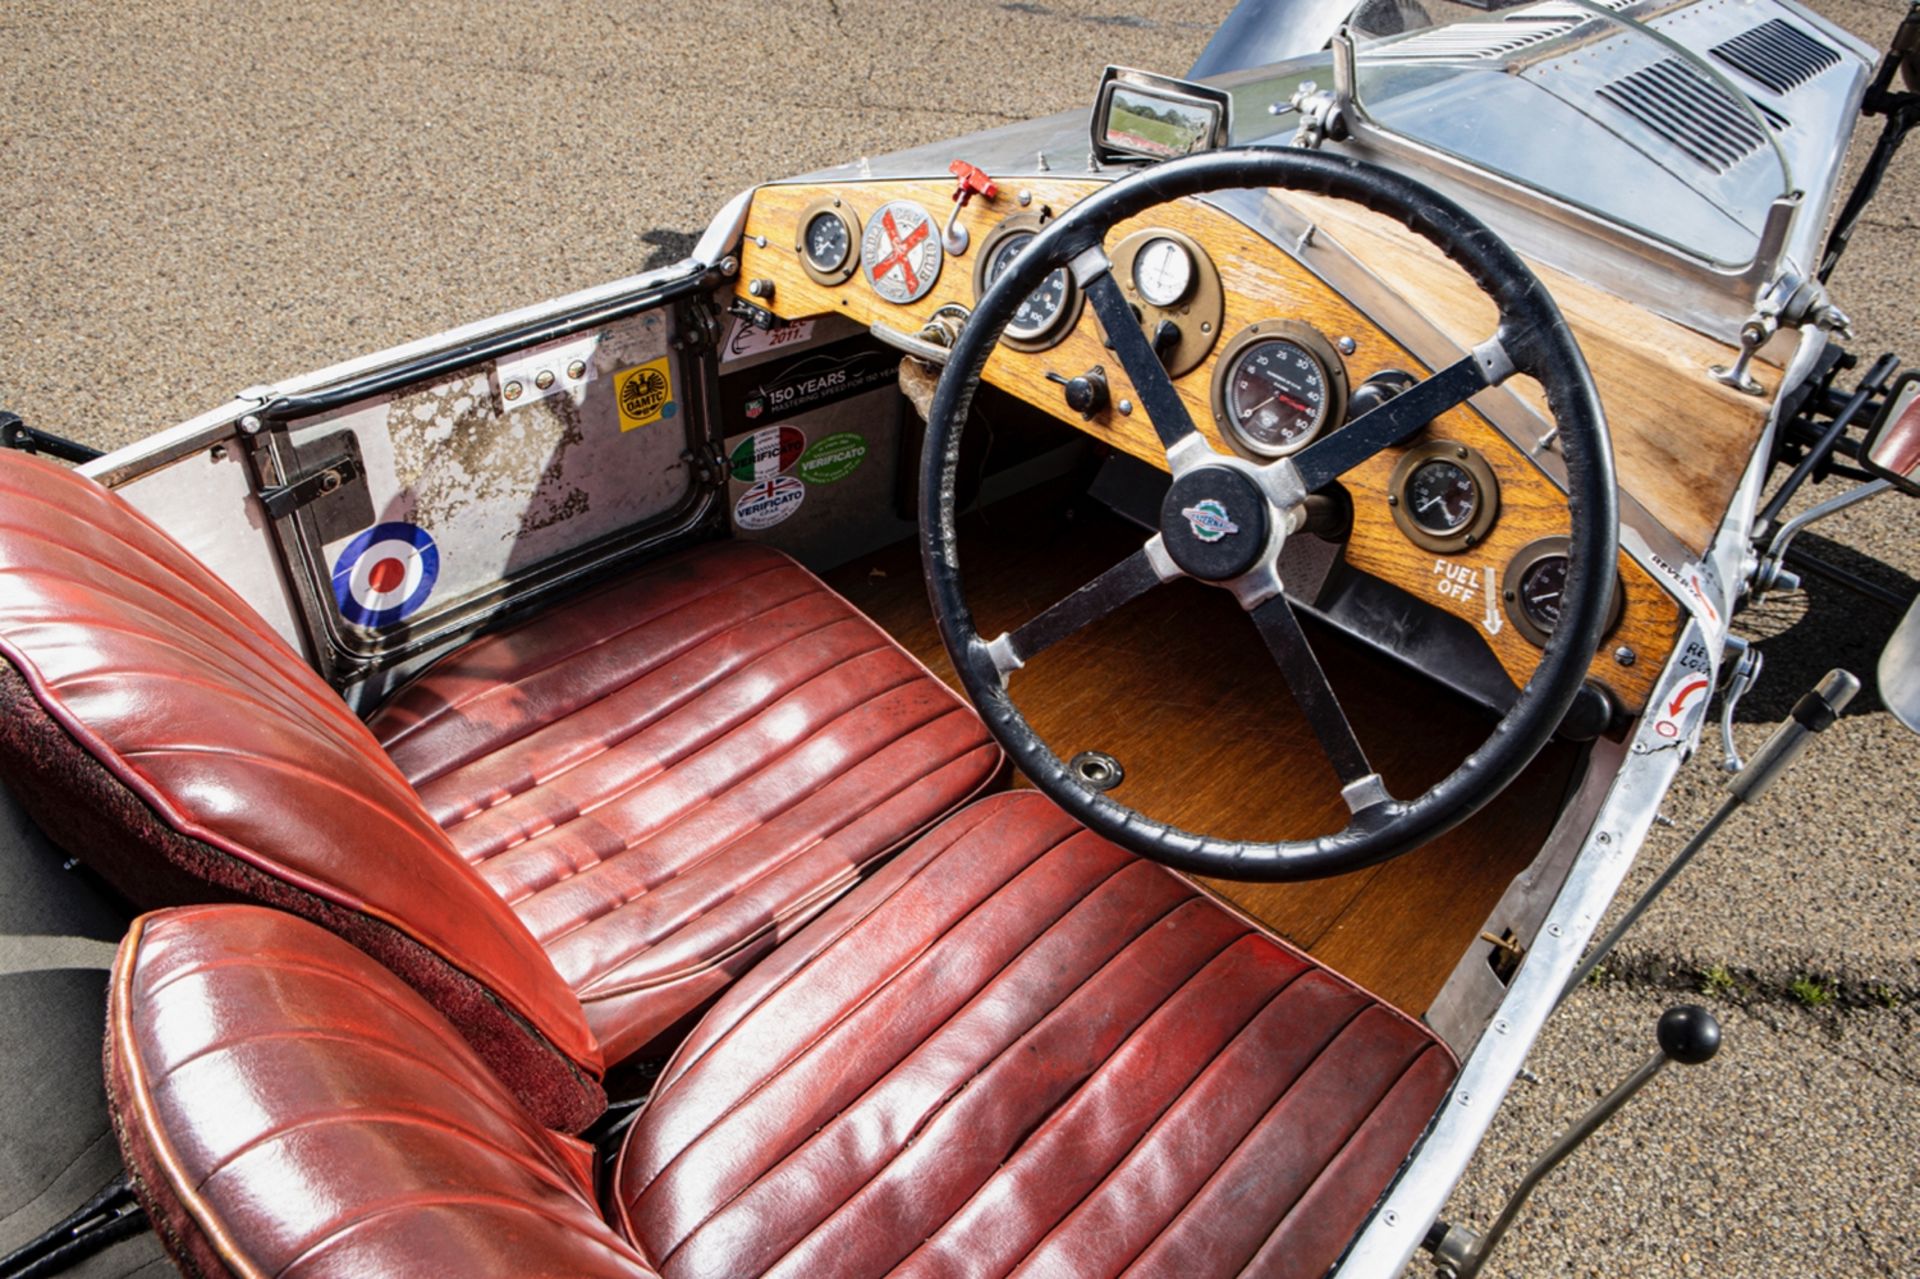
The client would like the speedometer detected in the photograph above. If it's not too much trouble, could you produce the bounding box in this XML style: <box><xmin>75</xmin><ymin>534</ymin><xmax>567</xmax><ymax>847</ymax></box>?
<box><xmin>972</xmin><ymin>214</ymin><xmax>1083</xmax><ymax>351</ymax></box>
<box><xmin>1209</xmin><ymin>320</ymin><xmax>1350</xmax><ymax>459</ymax></box>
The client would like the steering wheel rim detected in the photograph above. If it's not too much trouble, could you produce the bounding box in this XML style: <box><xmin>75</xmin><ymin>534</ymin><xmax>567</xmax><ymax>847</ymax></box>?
<box><xmin>920</xmin><ymin>147</ymin><xmax>1618</xmax><ymax>882</ymax></box>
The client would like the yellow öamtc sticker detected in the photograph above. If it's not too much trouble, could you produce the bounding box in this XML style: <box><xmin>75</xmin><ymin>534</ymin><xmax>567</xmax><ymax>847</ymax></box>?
<box><xmin>614</xmin><ymin>357</ymin><xmax>675</xmax><ymax>432</ymax></box>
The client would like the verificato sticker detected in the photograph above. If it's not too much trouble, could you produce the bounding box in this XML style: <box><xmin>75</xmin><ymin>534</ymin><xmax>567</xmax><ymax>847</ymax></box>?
<box><xmin>797</xmin><ymin>432</ymin><xmax>867</xmax><ymax>485</ymax></box>
<box><xmin>734</xmin><ymin>475</ymin><xmax>805</xmax><ymax>530</ymax></box>
<box><xmin>729</xmin><ymin>425</ymin><xmax>806</xmax><ymax>482</ymax></box>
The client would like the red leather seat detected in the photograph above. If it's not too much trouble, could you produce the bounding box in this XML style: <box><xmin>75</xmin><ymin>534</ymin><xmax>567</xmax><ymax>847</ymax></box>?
<box><xmin>0</xmin><ymin>451</ymin><xmax>998</xmax><ymax>1128</ymax></box>
<box><xmin>109</xmin><ymin>794</ymin><xmax>1456</xmax><ymax>1279</ymax></box>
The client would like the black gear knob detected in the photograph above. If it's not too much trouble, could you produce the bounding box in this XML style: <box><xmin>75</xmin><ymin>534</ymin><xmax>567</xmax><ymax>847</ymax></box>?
<box><xmin>1656</xmin><ymin>1004</ymin><xmax>1722</xmax><ymax>1065</ymax></box>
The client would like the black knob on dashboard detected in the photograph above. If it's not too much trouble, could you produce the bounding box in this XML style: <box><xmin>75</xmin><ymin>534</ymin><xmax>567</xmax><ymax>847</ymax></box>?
<box><xmin>1064</xmin><ymin>367</ymin><xmax>1110</xmax><ymax>417</ymax></box>
<box><xmin>1656</xmin><ymin>1004</ymin><xmax>1722</xmax><ymax>1065</ymax></box>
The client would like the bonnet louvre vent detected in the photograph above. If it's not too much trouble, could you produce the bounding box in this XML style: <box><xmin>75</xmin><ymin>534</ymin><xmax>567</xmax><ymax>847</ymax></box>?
<box><xmin>1364</xmin><ymin>18</ymin><xmax>1580</xmax><ymax>61</ymax></box>
<box><xmin>1711</xmin><ymin>20</ymin><xmax>1841</xmax><ymax>94</ymax></box>
<box><xmin>1596</xmin><ymin>58</ymin><xmax>1768</xmax><ymax>174</ymax></box>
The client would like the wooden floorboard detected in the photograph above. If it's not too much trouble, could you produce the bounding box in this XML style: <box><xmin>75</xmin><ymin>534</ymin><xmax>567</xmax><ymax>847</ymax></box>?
<box><xmin>826</xmin><ymin>493</ymin><xmax>1583</xmax><ymax>1015</ymax></box>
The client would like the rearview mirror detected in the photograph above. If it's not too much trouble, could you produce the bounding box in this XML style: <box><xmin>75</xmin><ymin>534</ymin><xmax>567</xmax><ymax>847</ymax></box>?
<box><xmin>1090</xmin><ymin>67</ymin><xmax>1231</xmax><ymax>164</ymax></box>
<box><xmin>1863</xmin><ymin>371</ymin><xmax>1920</xmax><ymax>496</ymax></box>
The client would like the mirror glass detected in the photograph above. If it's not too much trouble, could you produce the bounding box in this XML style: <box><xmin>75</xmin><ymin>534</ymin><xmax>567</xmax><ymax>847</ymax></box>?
<box><xmin>1868</xmin><ymin>375</ymin><xmax>1920</xmax><ymax>487</ymax></box>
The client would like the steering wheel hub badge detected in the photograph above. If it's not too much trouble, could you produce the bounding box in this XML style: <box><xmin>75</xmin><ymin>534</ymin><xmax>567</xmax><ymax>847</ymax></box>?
<box><xmin>1161</xmin><ymin>465</ymin><xmax>1272</xmax><ymax>581</ymax></box>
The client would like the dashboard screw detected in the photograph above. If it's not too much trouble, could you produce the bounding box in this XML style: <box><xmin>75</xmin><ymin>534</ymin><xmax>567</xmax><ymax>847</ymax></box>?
<box><xmin>1614</xmin><ymin>646</ymin><xmax>1637</xmax><ymax>666</ymax></box>
<box><xmin>1017</xmin><ymin>189</ymin><xmax>1032</xmax><ymax>207</ymax></box>
<box><xmin>1117</xmin><ymin>399</ymin><xmax>1133</xmax><ymax>416</ymax></box>
<box><xmin>1337</xmin><ymin>336</ymin><xmax>1357</xmax><ymax>355</ymax></box>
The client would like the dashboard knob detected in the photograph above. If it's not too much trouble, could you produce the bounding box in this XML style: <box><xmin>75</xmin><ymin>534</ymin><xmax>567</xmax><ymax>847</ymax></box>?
<box><xmin>1064</xmin><ymin>367</ymin><xmax>1110</xmax><ymax>417</ymax></box>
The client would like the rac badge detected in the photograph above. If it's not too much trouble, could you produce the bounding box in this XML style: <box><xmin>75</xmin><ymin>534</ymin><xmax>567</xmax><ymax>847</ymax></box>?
<box><xmin>1181</xmin><ymin>499</ymin><xmax>1240</xmax><ymax>543</ymax></box>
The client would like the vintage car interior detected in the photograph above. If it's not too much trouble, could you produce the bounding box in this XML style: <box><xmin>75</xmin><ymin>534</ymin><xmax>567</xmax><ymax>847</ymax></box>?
<box><xmin>2</xmin><ymin>0</ymin><xmax>1914</xmax><ymax>1274</ymax></box>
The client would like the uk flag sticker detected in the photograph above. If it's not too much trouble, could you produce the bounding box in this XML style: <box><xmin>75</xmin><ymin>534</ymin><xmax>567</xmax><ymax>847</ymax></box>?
<box><xmin>331</xmin><ymin>521</ymin><xmax>440</xmax><ymax>628</ymax></box>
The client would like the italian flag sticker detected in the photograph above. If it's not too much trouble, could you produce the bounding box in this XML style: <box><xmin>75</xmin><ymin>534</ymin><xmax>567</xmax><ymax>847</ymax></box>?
<box><xmin>729</xmin><ymin>425</ymin><xmax>806</xmax><ymax>482</ymax></box>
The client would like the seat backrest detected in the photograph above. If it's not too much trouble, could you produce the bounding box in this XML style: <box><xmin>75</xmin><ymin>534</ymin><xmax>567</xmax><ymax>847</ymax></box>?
<box><xmin>108</xmin><ymin>905</ymin><xmax>657</xmax><ymax>1278</ymax></box>
<box><xmin>0</xmin><ymin>452</ymin><xmax>603</xmax><ymax>1130</ymax></box>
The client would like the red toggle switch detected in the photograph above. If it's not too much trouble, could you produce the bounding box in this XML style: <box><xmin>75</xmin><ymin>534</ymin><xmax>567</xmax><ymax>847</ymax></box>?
<box><xmin>949</xmin><ymin>159</ymin><xmax>998</xmax><ymax>207</ymax></box>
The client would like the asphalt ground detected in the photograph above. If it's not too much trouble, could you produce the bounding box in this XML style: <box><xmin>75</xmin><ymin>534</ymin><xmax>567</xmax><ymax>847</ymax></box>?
<box><xmin>2</xmin><ymin>1</ymin><xmax>1915</xmax><ymax>1275</ymax></box>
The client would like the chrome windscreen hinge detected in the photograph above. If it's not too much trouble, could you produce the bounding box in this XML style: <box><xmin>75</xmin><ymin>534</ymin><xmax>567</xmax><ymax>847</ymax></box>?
<box><xmin>1711</xmin><ymin>270</ymin><xmax>1852</xmax><ymax>395</ymax></box>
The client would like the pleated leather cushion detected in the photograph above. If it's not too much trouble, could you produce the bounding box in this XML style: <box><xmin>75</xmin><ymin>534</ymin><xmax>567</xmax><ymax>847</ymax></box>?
<box><xmin>615</xmin><ymin>792</ymin><xmax>1456</xmax><ymax>1279</ymax></box>
<box><xmin>106</xmin><ymin>906</ymin><xmax>660</xmax><ymax>1279</ymax></box>
<box><xmin>0</xmin><ymin>451</ymin><xmax>603</xmax><ymax>1131</ymax></box>
<box><xmin>368</xmin><ymin>540</ymin><xmax>1002</xmax><ymax>1062</ymax></box>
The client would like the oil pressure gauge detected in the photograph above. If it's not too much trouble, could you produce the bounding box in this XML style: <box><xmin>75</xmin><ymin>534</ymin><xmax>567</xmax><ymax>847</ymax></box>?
<box><xmin>794</xmin><ymin>196</ymin><xmax>861</xmax><ymax>286</ymax></box>
<box><xmin>972</xmin><ymin>212</ymin><xmax>1084</xmax><ymax>351</ymax></box>
<box><xmin>1388</xmin><ymin>439</ymin><xmax>1501</xmax><ymax>553</ymax></box>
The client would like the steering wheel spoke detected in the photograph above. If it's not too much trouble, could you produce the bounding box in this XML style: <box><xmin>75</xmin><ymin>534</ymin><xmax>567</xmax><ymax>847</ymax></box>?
<box><xmin>1249</xmin><ymin>594</ymin><xmax>1388</xmax><ymax>812</ymax></box>
<box><xmin>1292</xmin><ymin>336</ymin><xmax>1512</xmax><ymax>492</ymax></box>
<box><xmin>986</xmin><ymin>537</ymin><xmax>1180</xmax><ymax>680</ymax></box>
<box><xmin>1079</xmin><ymin>266</ymin><xmax>1200</xmax><ymax>453</ymax></box>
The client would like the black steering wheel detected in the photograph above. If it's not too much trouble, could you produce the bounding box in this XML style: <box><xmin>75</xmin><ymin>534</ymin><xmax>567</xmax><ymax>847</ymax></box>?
<box><xmin>920</xmin><ymin>147</ymin><xmax>1618</xmax><ymax>881</ymax></box>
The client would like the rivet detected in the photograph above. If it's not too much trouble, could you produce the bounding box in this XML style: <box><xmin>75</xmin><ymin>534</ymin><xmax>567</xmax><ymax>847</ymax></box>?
<box><xmin>1456</xmin><ymin>445</ymin><xmax>1468</xmax><ymax>458</ymax></box>
<box><xmin>1547</xmin><ymin>922</ymin><xmax>1564</xmax><ymax>937</ymax></box>
<box><xmin>239</xmin><ymin>414</ymin><xmax>262</xmax><ymax>435</ymax></box>
<box><xmin>1201</xmin><ymin>322</ymin><xmax>1212</xmax><ymax>334</ymax></box>
<box><xmin>1337</xmin><ymin>336</ymin><xmax>1357</xmax><ymax>355</ymax></box>
<box><xmin>1494</xmin><ymin>1018</ymin><xmax>1509</xmax><ymax>1034</ymax></box>
<box><xmin>1383</xmin><ymin>1210</ymin><xmax>1400</xmax><ymax>1228</ymax></box>
<box><xmin>567</xmin><ymin>360</ymin><xmax>587</xmax><ymax>380</ymax></box>
<box><xmin>1387</xmin><ymin>494</ymin><xmax>1399</xmax><ymax>507</ymax></box>
<box><xmin>1458</xmin><ymin>1090</ymin><xmax>1472</xmax><ymax>1107</ymax></box>
<box><xmin>1598</xmin><ymin>831</ymin><xmax>1612</xmax><ymax>844</ymax></box>
<box><xmin>504</xmin><ymin>380</ymin><xmax>524</xmax><ymax>402</ymax></box>
<box><xmin>534</xmin><ymin>370</ymin><xmax>555</xmax><ymax>391</ymax></box>
<box><xmin>1018</xmin><ymin>189</ymin><xmax>1033</xmax><ymax>207</ymax></box>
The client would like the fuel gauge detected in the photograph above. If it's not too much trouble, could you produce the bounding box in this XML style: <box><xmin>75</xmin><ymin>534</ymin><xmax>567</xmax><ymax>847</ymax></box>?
<box><xmin>1388</xmin><ymin>440</ymin><xmax>1500</xmax><ymax>554</ymax></box>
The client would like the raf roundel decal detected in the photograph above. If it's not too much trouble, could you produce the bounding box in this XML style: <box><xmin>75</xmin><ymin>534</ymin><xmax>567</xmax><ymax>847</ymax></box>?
<box><xmin>331</xmin><ymin>521</ymin><xmax>440</xmax><ymax>629</ymax></box>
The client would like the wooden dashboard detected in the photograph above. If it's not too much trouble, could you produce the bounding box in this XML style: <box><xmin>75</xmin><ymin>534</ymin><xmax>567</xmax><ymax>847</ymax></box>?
<box><xmin>730</xmin><ymin>176</ymin><xmax>1774</xmax><ymax>717</ymax></box>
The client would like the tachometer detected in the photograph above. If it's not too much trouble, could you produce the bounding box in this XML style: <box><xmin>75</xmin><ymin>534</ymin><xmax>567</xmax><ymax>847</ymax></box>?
<box><xmin>1209</xmin><ymin>320</ymin><xmax>1349</xmax><ymax>458</ymax></box>
<box><xmin>1388</xmin><ymin>440</ymin><xmax>1501</xmax><ymax>553</ymax></box>
<box><xmin>972</xmin><ymin>213</ymin><xmax>1083</xmax><ymax>351</ymax></box>
<box><xmin>794</xmin><ymin>196</ymin><xmax>861</xmax><ymax>286</ymax></box>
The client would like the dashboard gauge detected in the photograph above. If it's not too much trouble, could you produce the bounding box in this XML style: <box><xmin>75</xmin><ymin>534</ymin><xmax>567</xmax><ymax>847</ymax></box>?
<box><xmin>861</xmin><ymin>200</ymin><xmax>944</xmax><ymax>304</ymax></box>
<box><xmin>1502</xmin><ymin>536</ymin><xmax>1624</xmax><ymax>647</ymax></box>
<box><xmin>1209</xmin><ymin>320</ymin><xmax>1349</xmax><ymax>459</ymax></box>
<box><xmin>1409</xmin><ymin>461</ymin><xmax>1476</xmax><ymax>531</ymax></box>
<box><xmin>1518</xmin><ymin>555</ymin><xmax>1568</xmax><ymax>633</ymax></box>
<box><xmin>1388</xmin><ymin>440</ymin><xmax>1501</xmax><ymax>553</ymax></box>
<box><xmin>1132</xmin><ymin>236</ymin><xmax>1194</xmax><ymax>307</ymax></box>
<box><xmin>1112</xmin><ymin>229</ymin><xmax>1223</xmax><ymax>377</ymax></box>
<box><xmin>794</xmin><ymin>197</ymin><xmax>861</xmax><ymax>286</ymax></box>
<box><xmin>971</xmin><ymin>213</ymin><xmax>1083</xmax><ymax>351</ymax></box>
<box><xmin>804</xmin><ymin>211</ymin><xmax>851</xmax><ymax>272</ymax></box>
